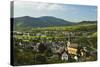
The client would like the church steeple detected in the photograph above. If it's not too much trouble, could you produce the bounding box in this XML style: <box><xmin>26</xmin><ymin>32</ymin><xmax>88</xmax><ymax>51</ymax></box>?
<box><xmin>67</xmin><ymin>33</ymin><xmax>71</xmax><ymax>47</ymax></box>
<box><xmin>67</xmin><ymin>41</ymin><xmax>70</xmax><ymax>47</ymax></box>
<box><xmin>68</xmin><ymin>33</ymin><xmax>71</xmax><ymax>41</ymax></box>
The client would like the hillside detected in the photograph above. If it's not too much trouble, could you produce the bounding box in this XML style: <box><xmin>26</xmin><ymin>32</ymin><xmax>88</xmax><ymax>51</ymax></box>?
<box><xmin>12</xmin><ymin>16</ymin><xmax>74</xmax><ymax>31</ymax></box>
<box><xmin>78</xmin><ymin>21</ymin><xmax>97</xmax><ymax>24</ymax></box>
<box><xmin>11</xmin><ymin>16</ymin><xmax>97</xmax><ymax>31</ymax></box>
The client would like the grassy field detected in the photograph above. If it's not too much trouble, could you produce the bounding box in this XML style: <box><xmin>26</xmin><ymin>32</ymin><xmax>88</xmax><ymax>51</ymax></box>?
<box><xmin>31</xmin><ymin>24</ymin><xmax>97</xmax><ymax>31</ymax></box>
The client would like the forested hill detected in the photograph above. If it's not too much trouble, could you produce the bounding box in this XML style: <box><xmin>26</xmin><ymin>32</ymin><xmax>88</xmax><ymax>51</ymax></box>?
<box><xmin>11</xmin><ymin>16</ymin><xmax>97</xmax><ymax>31</ymax></box>
<box><xmin>12</xmin><ymin>16</ymin><xmax>73</xmax><ymax>28</ymax></box>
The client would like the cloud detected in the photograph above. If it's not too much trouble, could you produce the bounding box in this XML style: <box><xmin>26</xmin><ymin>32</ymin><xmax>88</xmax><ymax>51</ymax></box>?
<box><xmin>14</xmin><ymin>1</ymin><xmax>79</xmax><ymax>14</ymax></box>
<box><xmin>14</xmin><ymin>1</ymin><xmax>62</xmax><ymax>11</ymax></box>
<box><xmin>14</xmin><ymin>1</ymin><xmax>80</xmax><ymax>18</ymax></box>
<box><xmin>36</xmin><ymin>3</ymin><xmax>61</xmax><ymax>11</ymax></box>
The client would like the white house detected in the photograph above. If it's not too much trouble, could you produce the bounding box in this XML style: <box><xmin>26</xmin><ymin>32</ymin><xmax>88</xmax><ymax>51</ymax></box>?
<box><xmin>19</xmin><ymin>42</ymin><xmax>22</xmax><ymax>46</ymax></box>
<box><xmin>74</xmin><ymin>56</ymin><xmax>78</xmax><ymax>61</ymax></box>
<box><xmin>61</xmin><ymin>52</ymin><xmax>68</xmax><ymax>61</ymax></box>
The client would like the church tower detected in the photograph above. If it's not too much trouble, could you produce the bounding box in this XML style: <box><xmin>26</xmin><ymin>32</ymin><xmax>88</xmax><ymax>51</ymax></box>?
<box><xmin>67</xmin><ymin>33</ymin><xmax>71</xmax><ymax>48</ymax></box>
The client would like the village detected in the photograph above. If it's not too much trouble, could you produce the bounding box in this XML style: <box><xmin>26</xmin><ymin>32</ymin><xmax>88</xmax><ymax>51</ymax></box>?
<box><xmin>13</xmin><ymin>30</ymin><xmax>97</xmax><ymax>64</ymax></box>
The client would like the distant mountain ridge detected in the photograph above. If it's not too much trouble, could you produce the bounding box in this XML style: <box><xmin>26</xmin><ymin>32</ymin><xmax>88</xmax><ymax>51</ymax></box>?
<box><xmin>12</xmin><ymin>16</ymin><xmax>74</xmax><ymax>30</ymax></box>
<box><xmin>11</xmin><ymin>16</ymin><xmax>97</xmax><ymax>31</ymax></box>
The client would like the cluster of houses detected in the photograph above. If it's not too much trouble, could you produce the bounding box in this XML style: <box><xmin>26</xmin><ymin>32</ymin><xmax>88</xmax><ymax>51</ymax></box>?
<box><xmin>60</xmin><ymin>41</ymin><xmax>87</xmax><ymax>61</ymax></box>
<box><xmin>13</xmin><ymin>31</ymin><xmax>93</xmax><ymax>38</ymax></box>
<box><xmin>13</xmin><ymin>31</ymin><xmax>96</xmax><ymax>62</ymax></box>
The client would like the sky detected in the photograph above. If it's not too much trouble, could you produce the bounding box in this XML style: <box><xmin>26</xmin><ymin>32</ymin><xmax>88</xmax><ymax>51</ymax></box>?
<box><xmin>13</xmin><ymin>1</ymin><xmax>97</xmax><ymax>22</ymax></box>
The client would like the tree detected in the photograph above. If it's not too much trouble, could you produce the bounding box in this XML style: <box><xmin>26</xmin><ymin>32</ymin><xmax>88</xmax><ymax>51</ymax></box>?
<box><xmin>35</xmin><ymin>54</ymin><xmax>47</xmax><ymax>64</ymax></box>
<box><xmin>44</xmin><ymin>48</ymin><xmax>52</xmax><ymax>57</ymax></box>
<box><xmin>38</xmin><ymin>43</ymin><xmax>47</xmax><ymax>53</ymax></box>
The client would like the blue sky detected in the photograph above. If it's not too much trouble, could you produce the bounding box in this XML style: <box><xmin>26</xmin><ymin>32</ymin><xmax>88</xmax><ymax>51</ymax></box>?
<box><xmin>14</xmin><ymin>1</ymin><xmax>97</xmax><ymax>22</ymax></box>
